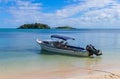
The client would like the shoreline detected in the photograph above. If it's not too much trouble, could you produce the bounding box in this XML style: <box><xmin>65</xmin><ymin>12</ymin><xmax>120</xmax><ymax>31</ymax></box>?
<box><xmin>0</xmin><ymin>66</ymin><xmax>120</xmax><ymax>79</ymax></box>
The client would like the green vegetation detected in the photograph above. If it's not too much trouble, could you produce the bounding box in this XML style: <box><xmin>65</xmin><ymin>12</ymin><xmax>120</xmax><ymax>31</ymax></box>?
<box><xmin>18</xmin><ymin>23</ymin><xmax>50</xmax><ymax>29</ymax></box>
<box><xmin>55</xmin><ymin>26</ymin><xmax>76</xmax><ymax>29</ymax></box>
<box><xmin>18</xmin><ymin>23</ymin><xmax>76</xmax><ymax>29</ymax></box>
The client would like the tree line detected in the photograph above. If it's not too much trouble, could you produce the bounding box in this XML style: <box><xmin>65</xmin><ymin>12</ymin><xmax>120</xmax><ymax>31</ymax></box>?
<box><xmin>18</xmin><ymin>23</ymin><xmax>75</xmax><ymax>29</ymax></box>
<box><xmin>18</xmin><ymin>23</ymin><xmax>50</xmax><ymax>29</ymax></box>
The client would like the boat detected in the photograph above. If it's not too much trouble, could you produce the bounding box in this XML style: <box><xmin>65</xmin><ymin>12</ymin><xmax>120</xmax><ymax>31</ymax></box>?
<box><xmin>36</xmin><ymin>35</ymin><xmax>102</xmax><ymax>57</ymax></box>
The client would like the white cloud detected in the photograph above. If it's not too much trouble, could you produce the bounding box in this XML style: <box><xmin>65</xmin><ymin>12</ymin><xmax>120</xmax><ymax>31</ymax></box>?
<box><xmin>56</xmin><ymin>0</ymin><xmax>115</xmax><ymax>18</ymax></box>
<box><xmin>9</xmin><ymin>0</ymin><xmax>43</xmax><ymax>23</ymax></box>
<box><xmin>16</xmin><ymin>0</ymin><xmax>42</xmax><ymax>10</ymax></box>
<box><xmin>7</xmin><ymin>0</ymin><xmax>120</xmax><ymax>28</ymax></box>
<box><xmin>54</xmin><ymin>0</ymin><xmax>120</xmax><ymax>28</ymax></box>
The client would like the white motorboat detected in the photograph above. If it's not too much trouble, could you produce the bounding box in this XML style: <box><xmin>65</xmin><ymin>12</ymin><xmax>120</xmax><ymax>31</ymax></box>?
<box><xmin>36</xmin><ymin>35</ymin><xmax>102</xmax><ymax>57</ymax></box>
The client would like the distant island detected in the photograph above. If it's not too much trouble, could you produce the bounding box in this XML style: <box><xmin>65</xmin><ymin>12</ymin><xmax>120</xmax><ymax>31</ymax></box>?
<box><xmin>55</xmin><ymin>26</ymin><xmax>76</xmax><ymax>29</ymax></box>
<box><xmin>17</xmin><ymin>23</ymin><xmax>50</xmax><ymax>29</ymax></box>
<box><xmin>17</xmin><ymin>23</ymin><xmax>75</xmax><ymax>29</ymax></box>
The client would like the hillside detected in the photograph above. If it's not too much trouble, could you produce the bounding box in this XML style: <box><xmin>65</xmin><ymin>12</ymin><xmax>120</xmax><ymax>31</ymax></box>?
<box><xmin>18</xmin><ymin>23</ymin><xmax>50</xmax><ymax>29</ymax></box>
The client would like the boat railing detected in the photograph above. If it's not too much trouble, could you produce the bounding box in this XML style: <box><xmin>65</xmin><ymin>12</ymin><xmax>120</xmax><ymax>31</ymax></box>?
<box><xmin>51</xmin><ymin>41</ymin><xmax>85</xmax><ymax>51</ymax></box>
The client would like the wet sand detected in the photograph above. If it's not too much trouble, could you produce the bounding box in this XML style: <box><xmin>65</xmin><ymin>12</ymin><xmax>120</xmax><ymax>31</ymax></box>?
<box><xmin>0</xmin><ymin>66</ymin><xmax>120</xmax><ymax>79</ymax></box>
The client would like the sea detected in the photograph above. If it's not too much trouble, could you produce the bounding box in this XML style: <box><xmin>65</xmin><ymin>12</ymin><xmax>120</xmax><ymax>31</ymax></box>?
<box><xmin>0</xmin><ymin>29</ymin><xmax>120</xmax><ymax>74</ymax></box>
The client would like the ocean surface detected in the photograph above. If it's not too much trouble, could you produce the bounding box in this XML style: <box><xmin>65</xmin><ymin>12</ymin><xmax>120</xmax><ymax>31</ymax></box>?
<box><xmin>0</xmin><ymin>29</ymin><xmax>120</xmax><ymax>74</ymax></box>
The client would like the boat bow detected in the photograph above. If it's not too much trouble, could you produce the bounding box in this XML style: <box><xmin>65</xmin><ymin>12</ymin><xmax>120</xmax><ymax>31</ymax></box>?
<box><xmin>36</xmin><ymin>39</ymin><xmax>42</xmax><ymax>44</ymax></box>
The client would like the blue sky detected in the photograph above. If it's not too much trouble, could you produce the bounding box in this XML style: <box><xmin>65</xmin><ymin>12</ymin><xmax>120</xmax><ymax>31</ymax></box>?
<box><xmin>0</xmin><ymin>0</ymin><xmax>120</xmax><ymax>28</ymax></box>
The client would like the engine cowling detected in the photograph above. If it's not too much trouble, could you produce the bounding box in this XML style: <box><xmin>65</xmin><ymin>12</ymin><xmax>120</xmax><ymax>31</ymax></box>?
<box><xmin>86</xmin><ymin>44</ymin><xmax>102</xmax><ymax>56</ymax></box>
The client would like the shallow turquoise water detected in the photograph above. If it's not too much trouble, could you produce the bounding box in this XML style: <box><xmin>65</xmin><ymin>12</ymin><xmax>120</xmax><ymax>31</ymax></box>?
<box><xmin>0</xmin><ymin>29</ymin><xmax>120</xmax><ymax>74</ymax></box>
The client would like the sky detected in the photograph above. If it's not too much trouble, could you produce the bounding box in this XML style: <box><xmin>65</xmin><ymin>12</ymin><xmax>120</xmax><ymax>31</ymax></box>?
<box><xmin>0</xmin><ymin>0</ymin><xmax>120</xmax><ymax>28</ymax></box>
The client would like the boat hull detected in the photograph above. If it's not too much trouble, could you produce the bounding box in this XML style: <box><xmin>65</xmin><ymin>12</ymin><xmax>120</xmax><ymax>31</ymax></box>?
<box><xmin>36</xmin><ymin>40</ymin><xmax>89</xmax><ymax>57</ymax></box>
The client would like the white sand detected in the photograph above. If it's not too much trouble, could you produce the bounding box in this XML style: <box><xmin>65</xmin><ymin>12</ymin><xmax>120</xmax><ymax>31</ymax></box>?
<box><xmin>0</xmin><ymin>67</ymin><xmax>120</xmax><ymax>79</ymax></box>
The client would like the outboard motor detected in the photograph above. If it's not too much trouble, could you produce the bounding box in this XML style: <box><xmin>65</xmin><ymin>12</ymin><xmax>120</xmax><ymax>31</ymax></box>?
<box><xmin>86</xmin><ymin>44</ymin><xmax>102</xmax><ymax>56</ymax></box>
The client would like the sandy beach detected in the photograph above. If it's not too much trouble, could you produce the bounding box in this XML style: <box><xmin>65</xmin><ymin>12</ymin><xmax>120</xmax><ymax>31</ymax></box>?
<box><xmin>0</xmin><ymin>65</ymin><xmax>120</xmax><ymax>79</ymax></box>
<box><xmin>0</xmin><ymin>69</ymin><xmax>120</xmax><ymax>79</ymax></box>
